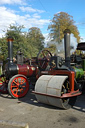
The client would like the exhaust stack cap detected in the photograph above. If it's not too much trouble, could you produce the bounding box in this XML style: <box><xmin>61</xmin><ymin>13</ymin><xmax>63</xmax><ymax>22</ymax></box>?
<box><xmin>64</xmin><ymin>29</ymin><xmax>71</xmax><ymax>34</ymax></box>
<box><xmin>7</xmin><ymin>37</ymin><xmax>14</xmax><ymax>42</ymax></box>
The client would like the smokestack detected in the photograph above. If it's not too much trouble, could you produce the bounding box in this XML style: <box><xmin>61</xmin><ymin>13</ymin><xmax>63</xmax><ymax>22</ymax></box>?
<box><xmin>7</xmin><ymin>37</ymin><xmax>13</xmax><ymax>64</ymax></box>
<box><xmin>64</xmin><ymin>29</ymin><xmax>71</xmax><ymax>68</ymax></box>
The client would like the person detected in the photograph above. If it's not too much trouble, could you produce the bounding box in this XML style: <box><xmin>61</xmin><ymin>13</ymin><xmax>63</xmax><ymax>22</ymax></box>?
<box><xmin>13</xmin><ymin>57</ymin><xmax>16</xmax><ymax>63</ymax></box>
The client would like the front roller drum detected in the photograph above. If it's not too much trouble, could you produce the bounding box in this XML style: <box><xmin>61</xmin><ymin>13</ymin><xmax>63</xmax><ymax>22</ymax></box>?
<box><xmin>8</xmin><ymin>74</ymin><xmax>29</xmax><ymax>98</ymax></box>
<box><xmin>35</xmin><ymin>75</ymin><xmax>77</xmax><ymax>109</ymax></box>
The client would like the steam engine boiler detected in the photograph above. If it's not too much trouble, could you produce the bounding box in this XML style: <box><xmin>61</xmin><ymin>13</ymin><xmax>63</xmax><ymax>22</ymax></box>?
<box><xmin>6</xmin><ymin>37</ymin><xmax>39</xmax><ymax>78</ymax></box>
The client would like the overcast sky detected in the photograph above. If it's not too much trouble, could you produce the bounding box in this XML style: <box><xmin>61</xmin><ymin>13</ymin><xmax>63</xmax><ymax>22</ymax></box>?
<box><xmin>0</xmin><ymin>0</ymin><xmax>85</xmax><ymax>43</ymax></box>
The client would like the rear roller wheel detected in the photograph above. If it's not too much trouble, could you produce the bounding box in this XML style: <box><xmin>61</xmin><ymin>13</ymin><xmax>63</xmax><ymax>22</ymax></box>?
<box><xmin>61</xmin><ymin>80</ymin><xmax>77</xmax><ymax>109</ymax></box>
<box><xmin>8</xmin><ymin>74</ymin><xmax>29</xmax><ymax>98</ymax></box>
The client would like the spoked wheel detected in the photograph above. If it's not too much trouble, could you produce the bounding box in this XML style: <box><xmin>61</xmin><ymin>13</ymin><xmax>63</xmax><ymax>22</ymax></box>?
<box><xmin>8</xmin><ymin>74</ymin><xmax>29</xmax><ymax>98</ymax></box>
<box><xmin>0</xmin><ymin>76</ymin><xmax>8</xmax><ymax>94</ymax></box>
<box><xmin>37</xmin><ymin>49</ymin><xmax>52</xmax><ymax>70</ymax></box>
<box><xmin>61</xmin><ymin>80</ymin><xmax>77</xmax><ymax>109</ymax></box>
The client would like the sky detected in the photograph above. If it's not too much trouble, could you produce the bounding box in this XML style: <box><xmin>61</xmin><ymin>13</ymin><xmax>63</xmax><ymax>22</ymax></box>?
<box><xmin>0</xmin><ymin>0</ymin><xmax>85</xmax><ymax>43</ymax></box>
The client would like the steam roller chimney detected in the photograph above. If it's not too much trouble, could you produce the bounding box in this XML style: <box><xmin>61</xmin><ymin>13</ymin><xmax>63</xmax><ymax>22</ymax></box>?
<box><xmin>7</xmin><ymin>37</ymin><xmax>13</xmax><ymax>64</ymax></box>
<box><xmin>64</xmin><ymin>29</ymin><xmax>71</xmax><ymax>68</ymax></box>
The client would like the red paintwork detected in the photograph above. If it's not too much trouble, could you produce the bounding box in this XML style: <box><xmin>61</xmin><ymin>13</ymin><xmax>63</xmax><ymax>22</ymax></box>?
<box><xmin>7</xmin><ymin>38</ymin><xmax>14</xmax><ymax>42</ymax></box>
<box><xmin>32</xmin><ymin>89</ymin><xmax>81</xmax><ymax>98</ymax></box>
<box><xmin>33</xmin><ymin>70</ymin><xmax>81</xmax><ymax>98</ymax></box>
<box><xmin>10</xmin><ymin>76</ymin><xmax>29</xmax><ymax>98</ymax></box>
<box><xmin>41</xmin><ymin>70</ymin><xmax>75</xmax><ymax>91</ymax></box>
<box><xmin>38</xmin><ymin>58</ymin><xmax>49</xmax><ymax>69</ymax></box>
<box><xmin>17</xmin><ymin>64</ymin><xmax>39</xmax><ymax>77</ymax></box>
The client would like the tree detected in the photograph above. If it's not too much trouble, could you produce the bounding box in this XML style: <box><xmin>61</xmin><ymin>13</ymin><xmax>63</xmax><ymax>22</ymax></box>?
<box><xmin>5</xmin><ymin>25</ymin><xmax>27</xmax><ymax>57</ymax></box>
<box><xmin>48</xmin><ymin>12</ymin><xmax>80</xmax><ymax>43</ymax></box>
<box><xmin>0</xmin><ymin>37</ymin><xmax>8</xmax><ymax>61</ymax></box>
<box><xmin>0</xmin><ymin>25</ymin><xmax>45</xmax><ymax>61</ymax></box>
<box><xmin>27</xmin><ymin>27</ymin><xmax>45</xmax><ymax>57</ymax></box>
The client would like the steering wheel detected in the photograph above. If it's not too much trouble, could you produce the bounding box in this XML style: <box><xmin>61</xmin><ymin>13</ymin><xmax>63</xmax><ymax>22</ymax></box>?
<box><xmin>37</xmin><ymin>49</ymin><xmax>52</xmax><ymax>70</ymax></box>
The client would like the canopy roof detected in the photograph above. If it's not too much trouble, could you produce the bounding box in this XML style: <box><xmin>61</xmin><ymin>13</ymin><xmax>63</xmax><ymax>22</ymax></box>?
<box><xmin>77</xmin><ymin>42</ymin><xmax>85</xmax><ymax>50</ymax></box>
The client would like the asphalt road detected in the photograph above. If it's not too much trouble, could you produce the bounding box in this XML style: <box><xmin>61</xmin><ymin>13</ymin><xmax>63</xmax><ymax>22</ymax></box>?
<box><xmin>0</xmin><ymin>91</ymin><xmax>85</xmax><ymax>128</ymax></box>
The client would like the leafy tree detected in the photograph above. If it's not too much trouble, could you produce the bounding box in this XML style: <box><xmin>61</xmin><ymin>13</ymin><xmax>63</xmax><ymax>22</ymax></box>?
<box><xmin>0</xmin><ymin>25</ymin><xmax>45</xmax><ymax>61</ymax></box>
<box><xmin>0</xmin><ymin>37</ymin><xmax>8</xmax><ymax>61</ymax></box>
<box><xmin>5</xmin><ymin>25</ymin><xmax>27</xmax><ymax>57</ymax></box>
<box><xmin>48</xmin><ymin>12</ymin><xmax>80</xmax><ymax>43</ymax></box>
<box><xmin>27</xmin><ymin>27</ymin><xmax>45</xmax><ymax>57</ymax></box>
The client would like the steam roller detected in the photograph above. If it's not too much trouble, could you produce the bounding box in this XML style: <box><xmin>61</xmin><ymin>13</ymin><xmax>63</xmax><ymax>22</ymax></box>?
<box><xmin>34</xmin><ymin>29</ymin><xmax>82</xmax><ymax>109</ymax></box>
<box><xmin>35</xmin><ymin>75</ymin><xmax>77</xmax><ymax>109</ymax></box>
